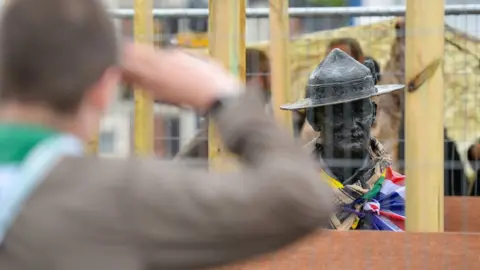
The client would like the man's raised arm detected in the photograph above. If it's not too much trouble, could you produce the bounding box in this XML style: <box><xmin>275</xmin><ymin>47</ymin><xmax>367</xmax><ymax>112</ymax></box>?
<box><xmin>121</xmin><ymin>46</ymin><xmax>333</xmax><ymax>269</ymax></box>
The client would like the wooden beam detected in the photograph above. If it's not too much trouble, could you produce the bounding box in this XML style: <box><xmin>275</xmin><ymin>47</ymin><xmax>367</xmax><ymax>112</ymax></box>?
<box><xmin>269</xmin><ymin>0</ymin><xmax>293</xmax><ymax>133</ymax></box>
<box><xmin>85</xmin><ymin>136</ymin><xmax>99</xmax><ymax>154</ymax></box>
<box><xmin>405</xmin><ymin>0</ymin><xmax>444</xmax><ymax>232</ymax></box>
<box><xmin>152</xmin><ymin>18</ymin><xmax>166</xmax><ymax>157</ymax></box>
<box><xmin>207</xmin><ymin>0</ymin><xmax>246</xmax><ymax>171</ymax></box>
<box><xmin>133</xmin><ymin>0</ymin><xmax>154</xmax><ymax>156</ymax></box>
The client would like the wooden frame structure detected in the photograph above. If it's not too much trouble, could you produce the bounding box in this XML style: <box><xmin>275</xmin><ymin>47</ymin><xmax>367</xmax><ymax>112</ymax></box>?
<box><xmin>132</xmin><ymin>0</ymin><xmax>154</xmax><ymax>156</ymax></box>
<box><xmin>404</xmin><ymin>0</ymin><xmax>444</xmax><ymax>232</ymax></box>
<box><xmin>207</xmin><ymin>0</ymin><xmax>295</xmax><ymax>169</ymax></box>
<box><xmin>207</xmin><ymin>0</ymin><xmax>246</xmax><ymax>171</ymax></box>
<box><xmin>269</xmin><ymin>0</ymin><xmax>293</xmax><ymax>131</ymax></box>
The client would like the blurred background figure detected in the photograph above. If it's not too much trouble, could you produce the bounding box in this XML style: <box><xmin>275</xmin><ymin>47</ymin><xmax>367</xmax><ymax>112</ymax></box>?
<box><xmin>325</xmin><ymin>37</ymin><xmax>365</xmax><ymax>62</ymax></box>
<box><xmin>246</xmin><ymin>48</ymin><xmax>272</xmax><ymax>106</ymax></box>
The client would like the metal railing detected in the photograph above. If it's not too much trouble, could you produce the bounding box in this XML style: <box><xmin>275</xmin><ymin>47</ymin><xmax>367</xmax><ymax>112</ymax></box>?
<box><xmin>109</xmin><ymin>5</ymin><xmax>480</xmax><ymax>19</ymax></box>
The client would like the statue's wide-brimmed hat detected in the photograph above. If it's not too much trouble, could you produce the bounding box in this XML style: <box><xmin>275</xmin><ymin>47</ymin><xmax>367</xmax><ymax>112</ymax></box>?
<box><xmin>280</xmin><ymin>48</ymin><xmax>404</xmax><ymax>110</ymax></box>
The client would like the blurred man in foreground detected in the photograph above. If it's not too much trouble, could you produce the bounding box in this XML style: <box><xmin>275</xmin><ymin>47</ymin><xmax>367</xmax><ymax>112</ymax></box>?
<box><xmin>0</xmin><ymin>0</ymin><xmax>332</xmax><ymax>269</ymax></box>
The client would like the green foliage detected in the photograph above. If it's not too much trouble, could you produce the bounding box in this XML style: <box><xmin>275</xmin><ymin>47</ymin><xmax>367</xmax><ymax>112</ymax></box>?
<box><xmin>308</xmin><ymin>0</ymin><xmax>347</xmax><ymax>7</ymax></box>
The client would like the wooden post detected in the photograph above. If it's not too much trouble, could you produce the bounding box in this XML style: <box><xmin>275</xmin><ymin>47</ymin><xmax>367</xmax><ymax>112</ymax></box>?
<box><xmin>269</xmin><ymin>0</ymin><xmax>293</xmax><ymax>133</ymax></box>
<box><xmin>133</xmin><ymin>0</ymin><xmax>154</xmax><ymax>156</ymax></box>
<box><xmin>207</xmin><ymin>0</ymin><xmax>246</xmax><ymax>171</ymax></box>
<box><xmin>153</xmin><ymin>19</ymin><xmax>166</xmax><ymax>157</ymax></box>
<box><xmin>86</xmin><ymin>136</ymin><xmax>99</xmax><ymax>154</ymax></box>
<box><xmin>405</xmin><ymin>0</ymin><xmax>444</xmax><ymax>231</ymax></box>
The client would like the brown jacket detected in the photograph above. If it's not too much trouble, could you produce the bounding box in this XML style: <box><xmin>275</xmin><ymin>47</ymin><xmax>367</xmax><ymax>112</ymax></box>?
<box><xmin>175</xmin><ymin>120</ymin><xmax>209</xmax><ymax>160</ymax></box>
<box><xmin>175</xmin><ymin>96</ymin><xmax>273</xmax><ymax>160</ymax></box>
<box><xmin>0</xmin><ymin>91</ymin><xmax>332</xmax><ymax>270</ymax></box>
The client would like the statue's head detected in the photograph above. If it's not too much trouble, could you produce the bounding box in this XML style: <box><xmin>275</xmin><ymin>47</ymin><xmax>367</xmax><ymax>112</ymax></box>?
<box><xmin>281</xmin><ymin>49</ymin><xmax>404</xmax><ymax>155</ymax></box>
<box><xmin>308</xmin><ymin>98</ymin><xmax>376</xmax><ymax>155</ymax></box>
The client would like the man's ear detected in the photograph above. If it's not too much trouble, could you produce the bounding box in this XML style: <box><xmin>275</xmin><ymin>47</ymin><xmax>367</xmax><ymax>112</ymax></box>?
<box><xmin>372</xmin><ymin>101</ymin><xmax>378</xmax><ymax>126</ymax></box>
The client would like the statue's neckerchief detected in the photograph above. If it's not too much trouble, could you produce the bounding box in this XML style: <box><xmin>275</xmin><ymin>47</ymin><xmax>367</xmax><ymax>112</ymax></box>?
<box><xmin>315</xmin><ymin>147</ymin><xmax>375</xmax><ymax>187</ymax></box>
<box><xmin>307</xmin><ymin>137</ymin><xmax>391</xmax><ymax>230</ymax></box>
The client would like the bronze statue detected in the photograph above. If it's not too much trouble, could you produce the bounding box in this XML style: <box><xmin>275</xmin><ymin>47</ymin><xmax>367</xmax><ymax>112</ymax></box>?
<box><xmin>281</xmin><ymin>48</ymin><xmax>406</xmax><ymax>231</ymax></box>
<box><xmin>297</xmin><ymin>37</ymin><xmax>366</xmax><ymax>141</ymax></box>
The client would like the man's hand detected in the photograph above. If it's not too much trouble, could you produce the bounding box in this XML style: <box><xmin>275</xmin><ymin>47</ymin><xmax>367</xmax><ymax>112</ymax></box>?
<box><xmin>121</xmin><ymin>43</ymin><xmax>242</xmax><ymax>111</ymax></box>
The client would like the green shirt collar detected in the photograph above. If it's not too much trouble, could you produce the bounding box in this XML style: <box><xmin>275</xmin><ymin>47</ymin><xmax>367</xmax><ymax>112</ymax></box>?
<box><xmin>0</xmin><ymin>123</ymin><xmax>58</xmax><ymax>164</ymax></box>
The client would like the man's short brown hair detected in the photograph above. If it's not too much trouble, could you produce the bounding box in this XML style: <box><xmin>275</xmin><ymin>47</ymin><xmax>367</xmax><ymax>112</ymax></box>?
<box><xmin>0</xmin><ymin>0</ymin><xmax>118</xmax><ymax>113</ymax></box>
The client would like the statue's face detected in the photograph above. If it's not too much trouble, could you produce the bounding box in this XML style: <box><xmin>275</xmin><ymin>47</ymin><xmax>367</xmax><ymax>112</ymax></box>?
<box><xmin>308</xmin><ymin>98</ymin><xmax>376</xmax><ymax>154</ymax></box>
